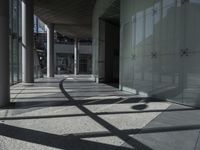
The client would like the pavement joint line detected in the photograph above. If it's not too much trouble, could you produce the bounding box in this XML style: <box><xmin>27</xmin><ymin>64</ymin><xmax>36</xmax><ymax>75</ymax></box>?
<box><xmin>53</xmin><ymin>106</ymin><xmax>76</xmax><ymax>113</ymax></box>
<box><xmin>60</xmin><ymin>79</ymin><xmax>153</xmax><ymax>150</ymax></box>
<box><xmin>83</xmin><ymin>97</ymin><xmax>121</xmax><ymax>105</ymax></box>
<box><xmin>1</xmin><ymin>85</ymin><xmax>26</xmax><ymax>120</ymax></box>
<box><xmin>62</xmin><ymin>81</ymin><xmax>132</xmax><ymax>111</ymax></box>
<box><xmin>119</xmin><ymin>103</ymin><xmax>172</xmax><ymax>148</ymax></box>
<box><xmin>11</xmin><ymin>86</ymin><xmax>26</xmax><ymax>102</ymax></box>
<box><xmin>97</xmin><ymin>98</ymin><xmax>131</xmax><ymax>112</ymax></box>
<box><xmin>9</xmin><ymin>82</ymin><xmax>67</xmax><ymax>115</ymax></box>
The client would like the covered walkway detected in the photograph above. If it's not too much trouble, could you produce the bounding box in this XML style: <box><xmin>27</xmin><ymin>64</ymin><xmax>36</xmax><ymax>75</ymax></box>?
<box><xmin>0</xmin><ymin>76</ymin><xmax>199</xmax><ymax>150</ymax></box>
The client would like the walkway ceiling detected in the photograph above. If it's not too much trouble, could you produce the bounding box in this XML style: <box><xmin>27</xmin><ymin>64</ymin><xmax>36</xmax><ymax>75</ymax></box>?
<box><xmin>34</xmin><ymin>0</ymin><xmax>96</xmax><ymax>38</ymax></box>
<box><xmin>101</xmin><ymin>0</ymin><xmax>120</xmax><ymax>25</ymax></box>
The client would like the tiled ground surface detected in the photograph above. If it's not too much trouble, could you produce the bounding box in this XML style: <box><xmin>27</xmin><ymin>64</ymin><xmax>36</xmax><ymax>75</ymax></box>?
<box><xmin>0</xmin><ymin>75</ymin><xmax>199</xmax><ymax>150</ymax></box>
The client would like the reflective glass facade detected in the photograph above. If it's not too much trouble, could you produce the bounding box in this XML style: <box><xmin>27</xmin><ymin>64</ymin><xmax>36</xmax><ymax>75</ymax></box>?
<box><xmin>9</xmin><ymin>0</ymin><xmax>22</xmax><ymax>85</ymax></box>
<box><xmin>120</xmin><ymin>0</ymin><xmax>200</xmax><ymax>107</ymax></box>
<box><xmin>9</xmin><ymin>1</ymin><xmax>44</xmax><ymax>85</ymax></box>
<box><xmin>93</xmin><ymin>0</ymin><xmax>200</xmax><ymax>107</ymax></box>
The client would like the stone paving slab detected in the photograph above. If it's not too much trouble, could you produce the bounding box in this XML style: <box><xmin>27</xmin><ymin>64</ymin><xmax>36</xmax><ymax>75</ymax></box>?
<box><xmin>0</xmin><ymin>75</ymin><xmax>173</xmax><ymax>150</ymax></box>
<box><xmin>122</xmin><ymin>104</ymin><xmax>200</xmax><ymax>150</ymax></box>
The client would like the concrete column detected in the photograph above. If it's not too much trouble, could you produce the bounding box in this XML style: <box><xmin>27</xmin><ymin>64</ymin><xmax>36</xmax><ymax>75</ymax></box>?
<box><xmin>22</xmin><ymin>0</ymin><xmax>34</xmax><ymax>83</ymax></box>
<box><xmin>0</xmin><ymin>0</ymin><xmax>9</xmax><ymax>107</ymax></box>
<box><xmin>47</xmin><ymin>23</ymin><xmax>55</xmax><ymax>77</ymax></box>
<box><xmin>74</xmin><ymin>38</ymin><xmax>79</xmax><ymax>75</ymax></box>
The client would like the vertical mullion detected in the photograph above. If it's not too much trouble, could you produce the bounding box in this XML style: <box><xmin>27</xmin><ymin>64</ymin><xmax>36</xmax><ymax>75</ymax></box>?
<box><xmin>16</xmin><ymin>0</ymin><xmax>20</xmax><ymax>82</ymax></box>
<box><xmin>10</xmin><ymin>0</ymin><xmax>14</xmax><ymax>84</ymax></box>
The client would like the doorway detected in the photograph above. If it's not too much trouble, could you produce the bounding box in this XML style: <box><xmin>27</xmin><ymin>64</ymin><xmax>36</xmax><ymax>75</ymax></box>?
<box><xmin>98</xmin><ymin>0</ymin><xmax>120</xmax><ymax>87</ymax></box>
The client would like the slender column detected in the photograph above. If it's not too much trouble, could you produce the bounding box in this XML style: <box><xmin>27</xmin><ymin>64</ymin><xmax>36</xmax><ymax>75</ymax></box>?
<box><xmin>22</xmin><ymin>0</ymin><xmax>34</xmax><ymax>83</ymax></box>
<box><xmin>74</xmin><ymin>38</ymin><xmax>79</xmax><ymax>75</ymax></box>
<box><xmin>0</xmin><ymin>0</ymin><xmax>9</xmax><ymax>107</ymax></box>
<box><xmin>47</xmin><ymin>23</ymin><xmax>55</xmax><ymax>77</ymax></box>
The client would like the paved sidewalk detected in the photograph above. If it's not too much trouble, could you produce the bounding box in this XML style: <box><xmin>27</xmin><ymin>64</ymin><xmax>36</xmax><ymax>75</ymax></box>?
<box><xmin>0</xmin><ymin>75</ymin><xmax>199</xmax><ymax>150</ymax></box>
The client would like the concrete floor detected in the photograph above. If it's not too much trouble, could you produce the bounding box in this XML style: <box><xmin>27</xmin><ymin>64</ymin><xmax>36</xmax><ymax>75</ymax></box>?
<box><xmin>0</xmin><ymin>75</ymin><xmax>199</xmax><ymax>150</ymax></box>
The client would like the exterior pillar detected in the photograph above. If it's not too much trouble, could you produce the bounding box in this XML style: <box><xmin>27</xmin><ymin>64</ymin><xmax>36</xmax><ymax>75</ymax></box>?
<box><xmin>0</xmin><ymin>0</ymin><xmax>10</xmax><ymax>107</ymax></box>
<box><xmin>74</xmin><ymin>38</ymin><xmax>79</xmax><ymax>75</ymax></box>
<box><xmin>47</xmin><ymin>23</ymin><xmax>54</xmax><ymax>77</ymax></box>
<box><xmin>22</xmin><ymin>0</ymin><xmax>34</xmax><ymax>83</ymax></box>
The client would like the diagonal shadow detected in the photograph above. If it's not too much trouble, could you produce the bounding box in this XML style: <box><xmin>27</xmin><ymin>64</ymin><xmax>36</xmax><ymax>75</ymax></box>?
<box><xmin>0</xmin><ymin>107</ymin><xmax>198</xmax><ymax>121</ymax></box>
<box><xmin>59</xmin><ymin>79</ymin><xmax>153</xmax><ymax>150</ymax></box>
<box><xmin>5</xmin><ymin>97</ymin><xmax>149</xmax><ymax>109</ymax></box>
<box><xmin>6</xmin><ymin>78</ymin><xmax>200</xmax><ymax>149</ymax></box>
<box><xmin>63</xmin><ymin>124</ymin><xmax>200</xmax><ymax>139</ymax></box>
<box><xmin>0</xmin><ymin>123</ymin><xmax>133</xmax><ymax>150</ymax></box>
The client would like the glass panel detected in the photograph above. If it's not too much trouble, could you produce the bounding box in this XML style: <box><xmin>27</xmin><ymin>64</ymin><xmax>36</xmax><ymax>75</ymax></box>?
<box><xmin>13</xmin><ymin>38</ymin><xmax>19</xmax><ymax>83</ymax></box>
<box><xmin>182</xmin><ymin>53</ymin><xmax>200</xmax><ymax>107</ymax></box>
<box><xmin>182</xmin><ymin>1</ymin><xmax>200</xmax><ymax>107</ymax></box>
<box><xmin>121</xmin><ymin>22</ymin><xmax>134</xmax><ymax>90</ymax></box>
<box><xmin>9</xmin><ymin>0</ymin><xmax>22</xmax><ymax>85</ymax></box>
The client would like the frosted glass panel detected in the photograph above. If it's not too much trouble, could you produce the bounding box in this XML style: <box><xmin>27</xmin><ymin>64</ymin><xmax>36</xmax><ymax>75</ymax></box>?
<box><xmin>145</xmin><ymin>7</ymin><xmax>154</xmax><ymax>56</ymax></box>
<box><xmin>121</xmin><ymin>58</ymin><xmax>134</xmax><ymax>89</ymax></box>
<box><xmin>152</xmin><ymin>54</ymin><xmax>183</xmax><ymax>103</ymax></box>
<box><xmin>121</xmin><ymin>22</ymin><xmax>132</xmax><ymax>58</ymax></box>
<box><xmin>161</xmin><ymin>0</ymin><xmax>176</xmax><ymax>54</ymax></box>
<box><xmin>135</xmin><ymin>11</ymin><xmax>145</xmax><ymax>46</ymax></box>
<box><xmin>182</xmin><ymin>53</ymin><xmax>200</xmax><ymax>106</ymax></box>
<box><xmin>121</xmin><ymin>22</ymin><xmax>134</xmax><ymax>89</ymax></box>
<box><xmin>185</xmin><ymin>2</ymin><xmax>200</xmax><ymax>52</ymax></box>
<box><xmin>120</xmin><ymin>0</ymin><xmax>200</xmax><ymax>107</ymax></box>
<box><xmin>134</xmin><ymin>55</ymin><xmax>153</xmax><ymax>94</ymax></box>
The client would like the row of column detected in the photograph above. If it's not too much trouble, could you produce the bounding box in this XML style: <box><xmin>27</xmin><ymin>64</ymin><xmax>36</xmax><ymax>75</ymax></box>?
<box><xmin>47</xmin><ymin>25</ymin><xmax>80</xmax><ymax>77</ymax></box>
<box><xmin>22</xmin><ymin>1</ymin><xmax>55</xmax><ymax>80</ymax></box>
<box><xmin>0</xmin><ymin>0</ymin><xmax>80</xmax><ymax>107</ymax></box>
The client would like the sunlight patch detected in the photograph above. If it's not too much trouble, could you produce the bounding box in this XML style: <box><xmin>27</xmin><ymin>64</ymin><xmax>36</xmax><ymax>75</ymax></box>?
<box><xmin>84</xmin><ymin>96</ymin><xmax>120</xmax><ymax>100</ymax></box>
<box><xmin>67</xmin><ymin>78</ymin><xmax>74</xmax><ymax>80</ymax></box>
<box><xmin>83</xmin><ymin>136</ymin><xmax>128</xmax><ymax>147</ymax></box>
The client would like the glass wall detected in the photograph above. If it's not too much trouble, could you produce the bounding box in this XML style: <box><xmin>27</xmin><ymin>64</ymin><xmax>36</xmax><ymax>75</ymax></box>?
<box><xmin>120</xmin><ymin>0</ymin><xmax>200</xmax><ymax>107</ymax></box>
<box><xmin>9</xmin><ymin>1</ymin><xmax>44</xmax><ymax>84</ymax></box>
<box><xmin>9</xmin><ymin>0</ymin><xmax>22</xmax><ymax>85</ymax></box>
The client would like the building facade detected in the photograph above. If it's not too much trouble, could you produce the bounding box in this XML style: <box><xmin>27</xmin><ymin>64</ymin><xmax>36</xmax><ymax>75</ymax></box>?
<box><xmin>1</xmin><ymin>0</ymin><xmax>200</xmax><ymax>108</ymax></box>
<box><xmin>93</xmin><ymin>0</ymin><xmax>200</xmax><ymax>107</ymax></box>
